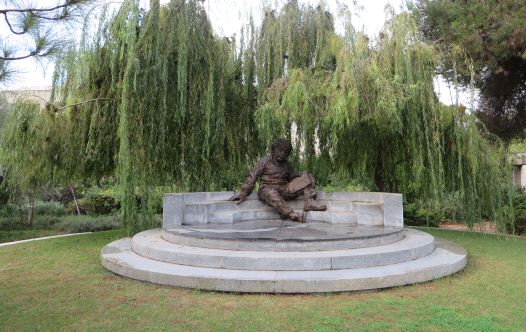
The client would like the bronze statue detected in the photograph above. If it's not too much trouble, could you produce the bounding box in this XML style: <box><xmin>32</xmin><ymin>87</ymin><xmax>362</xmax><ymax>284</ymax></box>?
<box><xmin>230</xmin><ymin>139</ymin><xmax>326</xmax><ymax>222</ymax></box>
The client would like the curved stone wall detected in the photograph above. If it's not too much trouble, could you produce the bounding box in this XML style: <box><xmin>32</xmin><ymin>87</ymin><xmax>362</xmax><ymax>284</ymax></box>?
<box><xmin>163</xmin><ymin>191</ymin><xmax>403</xmax><ymax>229</ymax></box>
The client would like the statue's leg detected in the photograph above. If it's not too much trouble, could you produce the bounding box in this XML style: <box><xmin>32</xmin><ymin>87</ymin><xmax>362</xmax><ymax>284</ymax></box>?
<box><xmin>302</xmin><ymin>184</ymin><xmax>326</xmax><ymax>211</ymax></box>
<box><xmin>285</xmin><ymin>172</ymin><xmax>326</xmax><ymax>212</ymax></box>
<box><xmin>259</xmin><ymin>187</ymin><xmax>304</xmax><ymax>222</ymax></box>
<box><xmin>307</xmin><ymin>173</ymin><xmax>317</xmax><ymax>198</ymax></box>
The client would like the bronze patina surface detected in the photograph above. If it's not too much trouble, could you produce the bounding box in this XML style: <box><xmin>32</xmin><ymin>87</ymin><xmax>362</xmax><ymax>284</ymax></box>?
<box><xmin>230</xmin><ymin>139</ymin><xmax>326</xmax><ymax>222</ymax></box>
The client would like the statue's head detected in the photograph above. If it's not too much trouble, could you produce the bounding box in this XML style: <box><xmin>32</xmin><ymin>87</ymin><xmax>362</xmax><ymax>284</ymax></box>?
<box><xmin>271</xmin><ymin>138</ymin><xmax>292</xmax><ymax>162</ymax></box>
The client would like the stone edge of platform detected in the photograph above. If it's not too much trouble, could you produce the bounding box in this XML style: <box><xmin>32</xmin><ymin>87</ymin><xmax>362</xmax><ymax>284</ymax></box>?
<box><xmin>160</xmin><ymin>227</ymin><xmax>405</xmax><ymax>251</ymax></box>
<box><xmin>100</xmin><ymin>236</ymin><xmax>467</xmax><ymax>293</ymax></box>
<box><xmin>131</xmin><ymin>228</ymin><xmax>436</xmax><ymax>271</ymax></box>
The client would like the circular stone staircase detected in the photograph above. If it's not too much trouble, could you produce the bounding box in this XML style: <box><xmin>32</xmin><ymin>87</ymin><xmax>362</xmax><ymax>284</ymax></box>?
<box><xmin>102</xmin><ymin>192</ymin><xmax>467</xmax><ymax>293</ymax></box>
<box><xmin>101</xmin><ymin>223</ymin><xmax>467</xmax><ymax>293</ymax></box>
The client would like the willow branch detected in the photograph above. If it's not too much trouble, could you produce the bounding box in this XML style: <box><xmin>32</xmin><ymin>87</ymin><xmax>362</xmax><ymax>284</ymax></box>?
<box><xmin>57</xmin><ymin>98</ymin><xmax>114</xmax><ymax>110</ymax></box>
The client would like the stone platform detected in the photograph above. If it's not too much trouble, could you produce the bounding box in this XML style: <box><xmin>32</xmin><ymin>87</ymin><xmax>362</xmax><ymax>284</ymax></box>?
<box><xmin>162</xmin><ymin>221</ymin><xmax>404</xmax><ymax>251</ymax></box>
<box><xmin>101</xmin><ymin>192</ymin><xmax>467</xmax><ymax>293</ymax></box>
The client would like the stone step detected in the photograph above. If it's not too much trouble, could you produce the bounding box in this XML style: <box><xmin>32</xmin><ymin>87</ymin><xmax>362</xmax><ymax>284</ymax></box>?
<box><xmin>101</xmin><ymin>237</ymin><xmax>467</xmax><ymax>293</ymax></box>
<box><xmin>162</xmin><ymin>222</ymin><xmax>405</xmax><ymax>251</ymax></box>
<box><xmin>131</xmin><ymin>229</ymin><xmax>435</xmax><ymax>271</ymax></box>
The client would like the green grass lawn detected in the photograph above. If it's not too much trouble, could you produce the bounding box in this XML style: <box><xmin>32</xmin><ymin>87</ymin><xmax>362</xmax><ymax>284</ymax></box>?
<box><xmin>0</xmin><ymin>227</ymin><xmax>525</xmax><ymax>331</ymax></box>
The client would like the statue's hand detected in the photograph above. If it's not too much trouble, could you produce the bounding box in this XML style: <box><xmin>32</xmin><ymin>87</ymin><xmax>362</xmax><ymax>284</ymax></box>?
<box><xmin>228</xmin><ymin>194</ymin><xmax>246</xmax><ymax>205</ymax></box>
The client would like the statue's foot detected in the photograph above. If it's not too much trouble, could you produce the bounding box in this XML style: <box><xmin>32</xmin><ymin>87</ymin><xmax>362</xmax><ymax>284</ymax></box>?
<box><xmin>288</xmin><ymin>211</ymin><xmax>305</xmax><ymax>223</ymax></box>
<box><xmin>304</xmin><ymin>202</ymin><xmax>327</xmax><ymax>211</ymax></box>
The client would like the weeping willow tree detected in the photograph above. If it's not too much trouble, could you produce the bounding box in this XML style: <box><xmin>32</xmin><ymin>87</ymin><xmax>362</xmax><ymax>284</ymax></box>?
<box><xmin>49</xmin><ymin>2</ymin><xmax>134</xmax><ymax>183</ymax></box>
<box><xmin>0</xmin><ymin>0</ymin><xmax>514</xmax><ymax>232</ymax></box>
<box><xmin>0</xmin><ymin>101</ymin><xmax>65</xmax><ymax>224</ymax></box>
<box><xmin>48</xmin><ymin>0</ymin><xmax>259</xmax><ymax>232</ymax></box>
<box><xmin>253</xmin><ymin>3</ymin><xmax>513</xmax><ymax>227</ymax></box>
<box><xmin>115</xmin><ymin>0</ymin><xmax>261</xmax><ymax>232</ymax></box>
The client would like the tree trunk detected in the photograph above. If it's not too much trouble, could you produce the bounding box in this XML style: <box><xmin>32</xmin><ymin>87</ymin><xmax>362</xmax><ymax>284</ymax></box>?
<box><xmin>27</xmin><ymin>197</ymin><xmax>34</xmax><ymax>227</ymax></box>
<box><xmin>70</xmin><ymin>186</ymin><xmax>81</xmax><ymax>215</ymax></box>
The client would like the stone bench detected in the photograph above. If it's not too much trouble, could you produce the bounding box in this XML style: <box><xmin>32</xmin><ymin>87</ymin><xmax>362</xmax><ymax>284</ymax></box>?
<box><xmin>163</xmin><ymin>191</ymin><xmax>403</xmax><ymax>229</ymax></box>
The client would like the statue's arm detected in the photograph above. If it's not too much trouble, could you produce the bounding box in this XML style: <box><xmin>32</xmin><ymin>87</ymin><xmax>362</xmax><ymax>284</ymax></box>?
<box><xmin>230</xmin><ymin>157</ymin><xmax>268</xmax><ymax>203</ymax></box>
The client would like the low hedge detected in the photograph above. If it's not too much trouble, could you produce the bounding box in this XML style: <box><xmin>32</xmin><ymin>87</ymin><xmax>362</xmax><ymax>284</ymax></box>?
<box><xmin>66</xmin><ymin>194</ymin><xmax>120</xmax><ymax>215</ymax></box>
<box><xmin>54</xmin><ymin>215</ymin><xmax>122</xmax><ymax>233</ymax></box>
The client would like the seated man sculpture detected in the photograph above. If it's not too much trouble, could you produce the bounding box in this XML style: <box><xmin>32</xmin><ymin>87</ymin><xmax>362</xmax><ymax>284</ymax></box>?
<box><xmin>230</xmin><ymin>139</ymin><xmax>326</xmax><ymax>222</ymax></box>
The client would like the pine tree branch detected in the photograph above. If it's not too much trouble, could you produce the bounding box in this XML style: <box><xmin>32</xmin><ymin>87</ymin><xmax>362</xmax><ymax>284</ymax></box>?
<box><xmin>0</xmin><ymin>2</ymin><xmax>82</xmax><ymax>15</ymax></box>
<box><xmin>0</xmin><ymin>46</ymin><xmax>56</xmax><ymax>61</ymax></box>
<box><xmin>2</xmin><ymin>13</ymin><xmax>27</xmax><ymax>35</ymax></box>
<box><xmin>0</xmin><ymin>51</ymin><xmax>38</xmax><ymax>61</ymax></box>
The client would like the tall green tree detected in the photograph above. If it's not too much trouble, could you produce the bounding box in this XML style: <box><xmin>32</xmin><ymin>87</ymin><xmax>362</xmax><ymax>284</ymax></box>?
<box><xmin>0</xmin><ymin>94</ymin><xmax>8</xmax><ymax>186</ymax></box>
<box><xmin>413</xmin><ymin>0</ymin><xmax>526</xmax><ymax>141</ymax></box>
<box><xmin>49</xmin><ymin>0</ymin><xmax>260</xmax><ymax>233</ymax></box>
<box><xmin>0</xmin><ymin>0</ymin><xmax>515</xmax><ymax>233</ymax></box>
<box><xmin>254</xmin><ymin>3</ymin><xmax>512</xmax><ymax>227</ymax></box>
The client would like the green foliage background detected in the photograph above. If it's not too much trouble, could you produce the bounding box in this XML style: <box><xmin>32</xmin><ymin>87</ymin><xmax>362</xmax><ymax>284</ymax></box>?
<box><xmin>0</xmin><ymin>0</ymin><xmax>516</xmax><ymax>233</ymax></box>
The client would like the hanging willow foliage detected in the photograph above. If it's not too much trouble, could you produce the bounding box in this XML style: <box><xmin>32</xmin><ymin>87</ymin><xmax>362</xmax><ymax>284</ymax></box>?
<box><xmin>24</xmin><ymin>0</ymin><xmax>261</xmax><ymax>233</ymax></box>
<box><xmin>115</xmin><ymin>0</ymin><xmax>260</xmax><ymax>232</ymax></box>
<box><xmin>253</xmin><ymin>4</ymin><xmax>513</xmax><ymax>227</ymax></box>
<box><xmin>0</xmin><ymin>0</ymin><xmax>514</xmax><ymax>233</ymax></box>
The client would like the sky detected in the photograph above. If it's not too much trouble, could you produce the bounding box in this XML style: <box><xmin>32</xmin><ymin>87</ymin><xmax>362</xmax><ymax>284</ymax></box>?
<box><xmin>0</xmin><ymin>0</ymin><xmax>472</xmax><ymax>107</ymax></box>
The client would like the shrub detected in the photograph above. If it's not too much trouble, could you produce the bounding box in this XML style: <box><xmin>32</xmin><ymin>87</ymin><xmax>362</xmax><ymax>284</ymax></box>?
<box><xmin>34</xmin><ymin>201</ymin><xmax>65</xmax><ymax>216</ymax></box>
<box><xmin>1</xmin><ymin>214</ymin><xmax>63</xmax><ymax>231</ymax></box>
<box><xmin>66</xmin><ymin>194</ymin><xmax>120</xmax><ymax>215</ymax></box>
<box><xmin>149</xmin><ymin>187</ymin><xmax>166</xmax><ymax>214</ymax></box>
<box><xmin>0</xmin><ymin>217</ymin><xmax>25</xmax><ymax>231</ymax></box>
<box><xmin>322</xmin><ymin>174</ymin><xmax>373</xmax><ymax>193</ymax></box>
<box><xmin>42</xmin><ymin>187</ymin><xmax>76</xmax><ymax>205</ymax></box>
<box><xmin>440</xmin><ymin>193</ymin><xmax>463</xmax><ymax>223</ymax></box>
<box><xmin>0</xmin><ymin>185</ymin><xmax>9</xmax><ymax>205</ymax></box>
<box><xmin>511</xmin><ymin>189</ymin><xmax>526</xmax><ymax>235</ymax></box>
<box><xmin>0</xmin><ymin>203</ymin><xmax>20</xmax><ymax>218</ymax></box>
<box><xmin>404</xmin><ymin>200</ymin><xmax>442</xmax><ymax>227</ymax></box>
<box><xmin>54</xmin><ymin>215</ymin><xmax>123</xmax><ymax>233</ymax></box>
<box><xmin>33</xmin><ymin>215</ymin><xmax>61</xmax><ymax>229</ymax></box>
<box><xmin>404</xmin><ymin>192</ymin><xmax>469</xmax><ymax>227</ymax></box>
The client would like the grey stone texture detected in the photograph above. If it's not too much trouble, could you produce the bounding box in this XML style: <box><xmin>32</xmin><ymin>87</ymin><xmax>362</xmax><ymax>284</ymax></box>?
<box><xmin>163</xmin><ymin>194</ymin><xmax>183</xmax><ymax>228</ymax></box>
<box><xmin>101</xmin><ymin>230</ymin><xmax>467</xmax><ymax>293</ymax></box>
<box><xmin>162</xmin><ymin>191</ymin><xmax>404</xmax><ymax>228</ymax></box>
<box><xmin>132</xmin><ymin>228</ymin><xmax>434</xmax><ymax>270</ymax></box>
<box><xmin>100</xmin><ymin>191</ymin><xmax>467</xmax><ymax>293</ymax></box>
<box><xmin>162</xmin><ymin>221</ymin><xmax>404</xmax><ymax>251</ymax></box>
